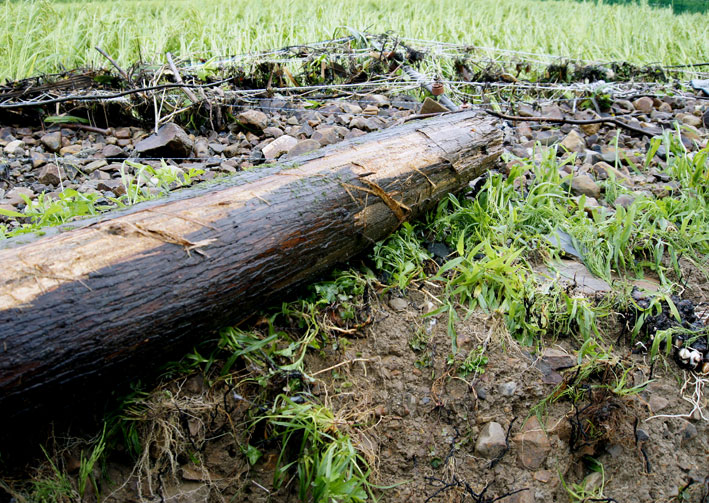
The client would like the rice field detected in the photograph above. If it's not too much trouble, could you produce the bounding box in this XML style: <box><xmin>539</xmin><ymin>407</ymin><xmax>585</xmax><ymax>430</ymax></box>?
<box><xmin>1</xmin><ymin>0</ymin><xmax>708</xmax><ymax>82</ymax></box>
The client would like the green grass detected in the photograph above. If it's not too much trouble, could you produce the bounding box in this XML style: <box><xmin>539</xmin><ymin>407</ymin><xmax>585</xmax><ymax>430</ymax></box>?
<box><xmin>1</xmin><ymin>0</ymin><xmax>708</xmax><ymax>82</ymax></box>
<box><xmin>375</xmin><ymin>135</ymin><xmax>709</xmax><ymax>348</ymax></box>
<box><xmin>0</xmin><ymin>161</ymin><xmax>204</xmax><ymax>239</ymax></box>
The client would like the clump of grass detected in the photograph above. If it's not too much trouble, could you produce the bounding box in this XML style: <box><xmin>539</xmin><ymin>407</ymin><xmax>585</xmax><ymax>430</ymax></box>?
<box><xmin>375</xmin><ymin>136</ymin><xmax>708</xmax><ymax>352</ymax></box>
<box><xmin>253</xmin><ymin>395</ymin><xmax>375</xmax><ymax>503</ymax></box>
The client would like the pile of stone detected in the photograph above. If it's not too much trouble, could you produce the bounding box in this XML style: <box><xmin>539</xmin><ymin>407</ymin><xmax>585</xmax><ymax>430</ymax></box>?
<box><xmin>0</xmin><ymin>94</ymin><xmax>418</xmax><ymax>224</ymax></box>
<box><xmin>0</xmin><ymin>89</ymin><xmax>707</xmax><ymax>230</ymax></box>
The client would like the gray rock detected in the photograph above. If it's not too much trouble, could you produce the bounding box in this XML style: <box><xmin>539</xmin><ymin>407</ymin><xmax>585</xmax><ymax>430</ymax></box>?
<box><xmin>633</xmin><ymin>97</ymin><xmax>654</xmax><ymax>114</ymax></box>
<box><xmin>583</xmin><ymin>472</ymin><xmax>604</xmax><ymax>492</ymax></box>
<box><xmin>517</xmin><ymin>104</ymin><xmax>537</xmax><ymax>117</ymax></box>
<box><xmin>90</xmin><ymin>170</ymin><xmax>111</xmax><ymax>181</ymax></box>
<box><xmin>339</xmin><ymin>102</ymin><xmax>362</xmax><ymax>114</ymax></box>
<box><xmin>292</xmin><ymin>123</ymin><xmax>314</xmax><ymax>139</ymax></box>
<box><xmin>676</xmin><ymin>113</ymin><xmax>701</xmax><ymax>128</ymax></box>
<box><xmin>561</xmin><ymin>129</ymin><xmax>585</xmax><ymax>152</ymax></box>
<box><xmin>680</xmin><ymin>125</ymin><xmax>702</xmax><ymax>142</ymax></box>
<box><xmin>0</xmin><ymin>127</ymin><xmax>15</xmax><ymax>142</ymax></box>
<box><xmin>344</xmin><ymin>129</ymin><xmax>366</xmax><ymax>140</ymax></box>
<box><xmin>512</xmin><ymin>417</ymin><xmax>551</xmax><ymax>469</ymax></box>
<box><xmin>102</xmin><ymin>144</ymin><xmax>126</xmax><ymax>160</ymax></box>
<box><xmin>615</xmin><ymin>99</ymin><xmax>634</xmax><ymax>112</ymax></box>
<box><xmin>134</xmin><ymin>123</ymin><xmax>193</xmax><ymax>158</ymax></box>
<box><xmin>5</xmin><ymin>186</ymin><xmax>35</xmax><ymax>206</ymax></box>
<box><xmin>4</xmin><ymin>140</ymin><xmax>24</xmax><ymax>155</ymax></box>
<box><xmin>650</xmin><ymin>110</ymin><xmax>673</xmax><ymax>122</ymax></box>
<box><xmin>223</xmin><ymin>144</ymin><xmax>241</xmax><ymax>159</ymax></box>
<box><xmin>540</xmin><ymin>105</ymin><xmax>563</xmax><ymax>120</ymax></box>
<box><xmin>505</xmin><ymin>489</ymin><xmax>534</xmax><ymax>503</ymax></box>
<box><xmin>349</xmin><ymin>117</ymin><xmax>380</xmax><ymax>132</ymax></box>
<box><xmin>360</xmin><ymin>94</ymin><xmax>390</xmax><ymax>107</ymax></box>
<box><xmin>209</xmin><ymin>142</ymin><xmax>225</xmax><ymax>154</ymax></box>
<box><xmin>248</xmin><ymin>149</ymin><xmax>265</xmax><ymax>165</ymax></box>
<box><xmin>499</xmin><ymin>382</ymin><xmax>518</xmax><ymax>397</ymax></box>
<box><xmin>475</xmin><ymin>422</ymin><xmax>507</xmax><ymax>459</ymax></box>
<box><xmin>261</xmin><ymin>135</ymin><xmax>298</xmax><ymax>160</ymax></box>
<box><xmin>97</xmin><ymin>179</ymin><xmax>126</xmax><ymax>196</ymax></box>
<box><xmin>388</xmin><ymin>297</ymin><xmax>408</xmax><ymax>311</ymax></box>
<box><xmin>541</xmin><ymin>349</ymin><xmax>575</xmax><ymax>370</ymax></box>
<box><xmin>263</xmin><ymin>126</ymin><xmax>284</xmax><ymax>138</ymax></box>
<box><xmin>419</xmin><ymin>97</ymin><xmax>448</xmax><ymax>115</ymax></box>
<box><xmin>84</xmin><ymin>160</ymin><xmax>108</xmax><ymax>173</ymax></box>
<box><xmin>59</xmin><ymin>144</ymin><xmax>82</xmax><ymax>156</ymax></box>
<box><xmin>40</xmin><ymin>131</ymin><xmax>62</xmax><ymax>153</ymax></box>
<box><xmin>614</xmin><ymin>194</ymin><xmax>636</xmax><ymax>209</ymax></box>
<box><xmin>679</xmin><ymin>421</ymin><xmax>698</xmax><ymax>444</ymax></box>
<box><xmin>113</xmin><ymin>127</ymin><xmax>132</xmax><ymax>139</ymax></box>
<box><xmin>311</xmin><ymin>127</ymin><xmax>338</xmax><ymax>146</ymax></box>
<box><xmin>286</xmin><ymin>139</ymin><xmax>320</xmax><ymax>158</ymax></box>
<box><xmin>570</xmin><ymin>174</ymin><xmax>601</xmax><ymax>199</ymax></box>
<box><xmin>37</xmin><ymin>163</ymin><xmax>65</xmax><ymax>186</ymax></box>
<box><xmin>592</xmin><ymin>161</ymin><xmax>631</xmax><ymax>183</ymax></box>
<box><xmin>236</xmin><ymin>109</ymin><xmax>269</xmax><ymax>131</ymax></box>
<box><xmin>30</xmin><ymin>151</ymin><xmax>47</xmax><ymax>169</ymax></box>
<box><xmin>194</xmin><ymin>139</ymin><xmax>210</xmax><ymax>158</ymax></box>
<box><xmin>648</xmin><ymin>395</ymin><xmax>669</xmax><ymax>413</ymax></box>
<box><xmin>0</xmin><ymin>203</ymin><xmax>18</xmax><ymax>222</ymax></box>
<box><xmin>535</xmin><ymin>131</ymin><xmax>561</xmax><ymax>146</ymax></box>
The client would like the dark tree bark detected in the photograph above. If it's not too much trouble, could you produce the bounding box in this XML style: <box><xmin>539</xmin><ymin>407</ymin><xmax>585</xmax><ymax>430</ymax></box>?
<box><xmin>0</xmin><ymin>110</ymin><xmax>502</xmax><ymax>427</ymax></box>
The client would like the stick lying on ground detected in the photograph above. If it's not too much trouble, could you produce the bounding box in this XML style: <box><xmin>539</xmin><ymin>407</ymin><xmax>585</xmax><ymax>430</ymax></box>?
<box><xmin>0</xmin><ymin>110</ymin><xmax>502</xmax><ymax>428</ymax></box>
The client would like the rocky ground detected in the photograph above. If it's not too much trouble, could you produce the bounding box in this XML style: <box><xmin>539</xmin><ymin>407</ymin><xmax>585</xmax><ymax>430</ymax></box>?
<box><xmin>1</xmin><ymin>91</ymin><xmax>707</xmax><ymax>231</ymax></box>
<box><xmin>1</xmin><ymin>87</ymin><xmax>708</xmax><ymax>502</ymax></box>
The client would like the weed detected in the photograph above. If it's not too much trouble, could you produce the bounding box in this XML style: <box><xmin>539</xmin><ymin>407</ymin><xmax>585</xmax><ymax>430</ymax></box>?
<box><xmin>452</xmin><ymin>346</ymin><xmax>489</xmax><ymax>377</ymax></box>
<box><xmin>252</xmin><ymin>394</ymin><xmax>374</xmax><ymax>502</ymax></box>
<box><xmin>560</xmin><ymin>456</ymin><xmax>608</xmax><ymax>502</ymax></box>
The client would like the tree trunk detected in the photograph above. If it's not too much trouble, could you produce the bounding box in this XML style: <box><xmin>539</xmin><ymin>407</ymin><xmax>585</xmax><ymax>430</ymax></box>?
<box><xmin>0</xmin><ymin>110</ymin><xmax>502</xmax><ymax>425</ymax></box>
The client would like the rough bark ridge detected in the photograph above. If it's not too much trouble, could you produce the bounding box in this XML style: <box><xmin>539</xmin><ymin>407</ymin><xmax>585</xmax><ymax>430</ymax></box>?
<box><xmin>0</xmin><ymin>110</ymin><xmax>502</xmax><ymax>426</ymax></box>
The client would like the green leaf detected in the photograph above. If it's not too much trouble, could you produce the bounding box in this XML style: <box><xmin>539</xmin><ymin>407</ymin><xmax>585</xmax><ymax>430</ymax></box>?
<box><xmin>0</xmin><ymin>208</ymin><xmax>25</xmax><ymax>218</ymax></box>
<box><xmin>44</xmin><ymin>115</ymin><xmax>89</xmax><ymax>124</ymax></box>
<box><xmin>242</xmin><ymin>444</ymin><xmax>262</xmax><ymax>466</ymax></box>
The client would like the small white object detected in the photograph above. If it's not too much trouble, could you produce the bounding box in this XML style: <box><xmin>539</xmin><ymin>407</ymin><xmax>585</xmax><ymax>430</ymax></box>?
<box><xmin>678</xmin><ymin>348</ymin><xmax>691</xmax><ymax>363</ymax></box>
<box><xmin>688</xmin><ymin>349</ymin><xmax>702</xmax><ymax>368</ymax></box>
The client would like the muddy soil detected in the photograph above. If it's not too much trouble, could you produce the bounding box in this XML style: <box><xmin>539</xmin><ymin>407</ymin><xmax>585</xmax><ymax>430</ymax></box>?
<box><xmin>89</xmin><ymin>276</ymin><xmax>709</xmax><ymax>503</ymax></box>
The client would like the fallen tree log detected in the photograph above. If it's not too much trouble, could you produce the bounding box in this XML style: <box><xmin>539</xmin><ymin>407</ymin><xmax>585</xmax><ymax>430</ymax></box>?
<box><xmin>0</xmin><ymin>110</ymin><xmax>502</xmax><ymax>427</ymax></box>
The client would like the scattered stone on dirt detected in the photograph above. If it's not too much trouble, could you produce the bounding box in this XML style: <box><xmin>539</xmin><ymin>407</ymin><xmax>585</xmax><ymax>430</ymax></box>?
<box><xmin>37</xmin><ymin>163</ymin><xmax>65</xmax><ymax>186</ymax></box>
<box><xmin>40</xmin><ymin>131</ymin><xmax>62</xmax><ymax>153</ymax></box>
<box><xmin>134</xmin><ymin>123</ymin><xmax>193</xmax><ymax>158</ymax></box>
<box><xmin>261</xmin><ymin>134</ymin><xmax>298</xmax><ymax>160</ymax></box>
<box><xmin>236</xmin><ymin>109</ymin><xmax>269</xmax><ymax>131</ymax></box>
<box><xmin>569</xmin><ymin>173</ymin><xmax>601</xmax><ymax>199</ymax></box>
<box><xmin>0</xmin><ymin>88</ymin><xmax>706</xmax><ymax>227</ymax></box>
<box><xmin>475</xmin><ymin>421</ymin><xmax>508</xmax><ymax>459</ymax></box>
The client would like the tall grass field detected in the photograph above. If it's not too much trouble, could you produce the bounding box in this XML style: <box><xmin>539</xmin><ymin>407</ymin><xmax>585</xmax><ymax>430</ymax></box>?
<box><xmin>1</xmin><ymin>0</ymin><xmax>708</xmax><ymax>82</ymax></box>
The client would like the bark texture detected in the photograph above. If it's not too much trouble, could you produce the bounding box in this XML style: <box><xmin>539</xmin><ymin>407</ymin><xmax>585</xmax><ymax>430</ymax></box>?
<box><xmin>0</xmin><ymin>110</ymin><xmax>502</xmax><ymax>425</ymax></box>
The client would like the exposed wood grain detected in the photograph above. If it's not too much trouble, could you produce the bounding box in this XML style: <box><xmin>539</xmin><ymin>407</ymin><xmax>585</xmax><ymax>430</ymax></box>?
<box><xmin>0</xmin><ymin>111</ymin><xmax>502</xmax><ymax>427</ymax></box>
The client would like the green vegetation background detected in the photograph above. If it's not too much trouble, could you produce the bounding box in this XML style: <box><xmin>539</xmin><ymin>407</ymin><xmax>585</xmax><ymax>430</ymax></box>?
<box><xmin>1</xmin><ymin>0</ymin><xmax>708</xmax><ymax>82</ymax></box>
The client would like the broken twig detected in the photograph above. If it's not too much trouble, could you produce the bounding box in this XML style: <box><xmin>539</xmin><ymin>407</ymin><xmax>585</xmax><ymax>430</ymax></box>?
<box><xmin>95</xmin><ymin>46</ymin><xmax>131</xmax><ymax>83</ymax></box>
